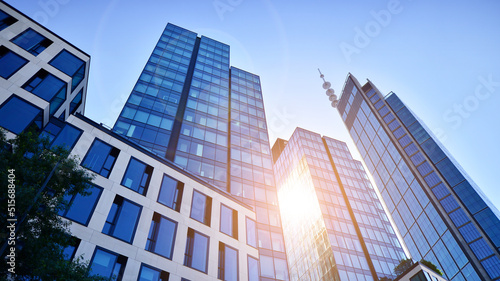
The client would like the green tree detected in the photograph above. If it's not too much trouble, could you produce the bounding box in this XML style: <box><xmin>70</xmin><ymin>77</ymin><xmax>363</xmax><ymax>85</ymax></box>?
<box><xmin>394</xmin><ymin>258</ymin><xmax>414</xmax><ymax>277</ymax></box>
<box><xmin>0</xmin><ymin>129</ymin><xmax>105</xmax><ymax>280</ymax></box>
<box><xmin>420</xmin><ymin>259</ymin><xmax>443</xmax><ymax>276</ymax></box>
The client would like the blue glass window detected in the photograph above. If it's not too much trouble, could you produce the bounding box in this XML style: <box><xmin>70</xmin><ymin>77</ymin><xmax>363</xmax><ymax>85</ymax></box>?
<box><xmin>70</xmin><ymin>89</ymin><xmax>82</xmax><ymax>115</ymax></box>
<box><xmin>475</xmin><ymin>208</ymin><xmax>500</xmax><ymax>248</ymax></box>
<box><xmin>260</xmin><ymin>255</ymin><xmax>275</xmax><ymax>278</ymax></box>
<box><xmin>246</xmin><ymin>217</ymin><xmax>257</xmax><ymax>248</ymax></box>
<box><xmin>184</xmin><ymin>228</ymin><xmax>209</xmax><ymax>273</ymax></box>
<box><xmin>481</xmin><ymin>256</ymin><xmax>500</xmax><ymax>279</ymax></box>
<box><xmin>0</xmin><ymin>96</ymin><xmax>42</xmax><ymax>134</ymax></box>
<box><xmin>449</xmin><ymin>208</ymin><xmax>470</xmax><ymax>227</ymax></box>
<box><xmin>121</xmin><ymin>157</ymin><xmax>153</xmax><ymax>195</ymax></box>
<box><xmin>90</xmin><ymin>247</ymin><xmax>127</xmax><ymax>280</ymax></box>
<box><xmin>248</xmin><ymin>255</ymin><xmax>259</xmax><ymax>281</ymax></box>
<box><xmin>0</xmin><ymin>46</ymin><xmax>28</xmax><ymax>78</ymax></box>
<box><xmin>190</xmin><ymin>190</ymin><xmax>212</xmax><ymax>226</ymax></box>
<box><xmin>440</xmin><ymin>196</ymin><xmax>460</xmax><ymax>213</ymax></box>
<box><xmin>157</xmin><ymin>174</ymin><xmax>183</xmax><ymax>211</ymax></box>
<box><xmin>0</xmin><ymin>10</ymin><xmax>17</xmax><ymax>31</ymax></box>
<box><xmin>424</xmin><ymin>172</ymin><xmax>441</xmax><ymax>188</ymax></box>
<box><xmin>50</xmin><ymin>123</ymin><xmax>82</xmax><ymax>150</ymax></box>
<box><xmin>146</xmin><ymin>213</ymin><xmax>177</xmax><ymax>259</ymax></box>
<box><xmin>421</xmin><ymin>139</ymin><xmax>446</xmax><ymax>164</ymax></box>
<box><xmin>454</xmin><ymin>181</ymin><xmax>487</xmax><ymax>215</ymax></box>
<box><xmin>81</xmin><ymin>139</ymin><xmax>120</xmax><ymax>178</ymax></box>
<box><xmin>62</xmin><ymin>237</ymin><xmax>80</xmax><ymax>261</ymax></box>
<box><xmin>22</xmin><ymin>70</ymin><xmax>67</xmax><ymax>115</ymax></box>
<box><xmin>103</xmin><ymin>196</ymin><xmax>142</xmax><ymax>243</ymax></box>
<box><xmin>458</xmin><ymin>223</ymin><xmax>481</xmax><ymax>243</ymax></box>
<box><xmin>436</xmin><ymin>158</ymin><xmax>465</xmax><ymax>187</ymax></box>
<box><xmin>218</xmin><ymin>243</ymin><xmax>238</xmax><ymax>281</ymax></box>
<box><xmin>396</xmin><ymin>107</ymin><xmax>417</xmax><ymax>127</ymax></box>
<box><xmin>470</xmin><ymin>238</ymin><xmax>494</xmax><ymax>260</ymax></box>
<box><xmin>431</xmin><ymin>183</ymin><xmax>450</xmax><ymax>200</ymax></box>
<box><xmin>138</xmin><ymin>264</ymin><xmax>169</xmax><ymax>281</ymax></box>
<box><xmin>408</xmin><ymin>122</ymin><xmax>430</xmax><ymax>144</ymax></box>
<box><xmin>220</xmin><ymin>204</ymin><xmax>238</xmax><ymax>238</ymax></box>
<box><xmin>59</xmin><ymin>184</ymin><xmax>102</xmax><ymax>225</ymax></box>
<box><xmin>49</xmin><ymin>49</ymin><xmax>85</xmax><ymax>90</ymax></box>
<box><xmin>385</xmin><ymin>93</ymin><xmax>404</xmax><ymax>112</ymax></box>
<box><xmin>11</xmin><ymin>28</ymin><xmax>52</xmax><ymax>56</ymax></box>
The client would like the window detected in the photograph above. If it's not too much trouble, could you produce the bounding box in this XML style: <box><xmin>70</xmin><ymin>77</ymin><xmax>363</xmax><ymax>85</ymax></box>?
<box><xmin>62</xmin><ymin>237</ymin><xmax>80</xmax><ymax>261</ymax></box>
<box><xmin>260</xmin><ymin>255</ymin><xmax>275</xmax><ymax>278</ymax></box>
<box><xmin>218</xmin><ymin>243</ymin><xmax>238</xmax><ymax>281</ymax></box>
<box><xmin>0</xmin><ymin>46</ymin><xmax>28</xmax><ymax>78</ymax></box>
<box><xmin>0</xmin><ymin>96</ymin><xmax>42</xmax><ymax>134</ymax></box>
<box><xmin>11</xmin><ymin>28</ymin><xmax>52</xmax><ymax>56</ymax></box>
<box><xmin>184</xmin><ymin>228</ymin><xmax>209</xmax><ymax>273</ymax></box>
<box><xmin>246</xmin><ymin>217</ymin><xmax>257</xmax><ymax>248</ymax></box>
<box><xmin>274</xmin><ymin>258</ymin><xmax>289</xmax><ymax>280</ymax></box>
<box><xmin>41</xmin><ymin>120</ymin><xmax>82</xmax><ymax>150</ymax></box>
<box><xmin>49</xmin><ymin>49</ymin><xmax>85</xmax><ymax>90</ymax></box>
<box><xmin>157</xmin><ymin>174</ymin><xmax>183</xmax><ymax>211</ymax></box>
<box><xmin>103</xmin><ymin>196</ymin><xmax>142</xmax><ymax>243</ymax></box>
<box><xmin>248</xmin><ymin>256</ymin><xmax>259</xmax><ymax>281</ymax></box>
<box><xmin>59</xmin><ymin>183</ymin><xmax>102</xmax><ymax>225</ymax></box>
<box><xmin>271</xmin><ymin>232</ymin><xmax>285</xmax><ymax>252</ymax></box>
<box><xmin>81</xmin><ymin>139</ymin><xmax>120</xmax><ymax>178</ymax></box>
<box><xmin>190</xmin><ymin>190</ymin><xmax>212</xmax><ymax>226</ymax></box>
<box><xmin>138</xmin><ymin>264</ymin><xmax>169</xmax><ymax>281</ymax></box>
<box><xmin>220</xmin><ymin>204</ymin><xmax>238</xmax><ymax>239</ymax></box>
<box><xmin>0</xmin><ymin>10</ymin><xmax>17</xmax><ymax>31</ymax></box>
<box><xmin>69</xmin><ymin>89</ymin><xmax>82</xmax><ymax>115</ymax></box>
<box><xmin>90</xmin><ymin>247</ymin><xmax>127</xmax><ymax>280</ymax></box>
<box><xmin>146</xmin><ymin>213</ymin><xmax>177</xmax><ymax>259</ymax></box>
<box><xmin>121</xmin><ymin>157</ymin><xmax>153</xmax><ymax>195</ymax></box>
<box><xmin>22</xmin><ymin>69</ymin><xmax>67</xmax><ymax>115</ymax></box>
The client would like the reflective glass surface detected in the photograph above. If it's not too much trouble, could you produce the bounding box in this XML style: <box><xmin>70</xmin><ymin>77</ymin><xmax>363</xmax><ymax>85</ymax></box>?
<box><xmin>49</xmin><ymin>49</ymin><xmax>85</xmax><ymax>90</ymax></box>
<box><xmin>0</xmin><ymin>96</ymin><xmax>41</xmax><ymax>134</ymax></box>
<box><xmin>0</xmin><ymin>46</ymin><xmax>28</xmax><ymax>78</ymax></box>
<box><xmin>11</xmin><ymin>28</ymin><xmax>52</xmax><ymax>56</ymax></box>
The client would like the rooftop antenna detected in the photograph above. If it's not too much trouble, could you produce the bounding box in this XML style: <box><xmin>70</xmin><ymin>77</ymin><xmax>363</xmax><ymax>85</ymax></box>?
<box><xmin>318</xmin><ymin>69</ymin><xmax>338</xmax><ymax>108</ymax></box>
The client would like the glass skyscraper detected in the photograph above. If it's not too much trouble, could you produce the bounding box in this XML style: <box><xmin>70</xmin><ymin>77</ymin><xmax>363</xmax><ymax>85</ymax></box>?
<box><xmin>113</xmin><ymin>23</ymin><xmax>288</xmax><ymax>280</ymax></box>
<box><xmin>273</xmin><ymin>128</ymin><xmax>406</xmax><ymax>281</ymax></box>
<box><xmin>337</xmin><ymin>73</ymin><xmax>500</xmax><ymax>280</ymax></box>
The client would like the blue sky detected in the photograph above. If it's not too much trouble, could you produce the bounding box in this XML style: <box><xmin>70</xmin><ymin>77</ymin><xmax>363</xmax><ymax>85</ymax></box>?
<box><xmin>8</xmin><ymin>0</ymin><xmax>500</xmax><ymax>210</ymax></box>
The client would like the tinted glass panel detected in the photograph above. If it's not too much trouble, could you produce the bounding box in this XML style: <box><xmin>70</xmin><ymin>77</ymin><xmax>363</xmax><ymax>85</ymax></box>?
<box><xmin>248</xmin><ymin>256</ymin><xmax>259</xmax><ymax>281</ymax></box>
<box><xmin>246</xmin><ymin>218</ymin><xmax>257</xmax><ymax>247</ymax></box>
<box><xmin>11</xmin><ymin>28</ymin><xmax>53</xmax><ymax>55</ymax></box>
<box><xmin>0</xmin><ymin>96</ymin><xmax>41</xmax><ymax>134</ymax></box>
<box><xmin>157</xmin><ymin>174</ymin><xmax>183</xmax><ymax>211</ymax></box>
<box><xmin>190</xmin><ymin>191</ymin><xmax>211</xmax><ymax>225</ymax></box>
<box><xmin>220</xmin><ymin>205</ymin><xmax>234</xmax><ymax>237</ymax></box>
<box><xmin>50</xmin><ymin>124</ymin><xmax>82</xmax><ymax>150</ymax></box>
<box><xmin>121</xmin><ymin>157</ymin><xmax>151</xmax><ymax>195</ymax></box>
<box><xmin>49</xmin><ymin>49</ymin><xmax>85</xmax><ymax>90</ymax></box>
<box><xmin>0</xmin><ymin>46</ymin><xmax>28</xmax><ymax>78</ymax></box>
<box><xmin>59</xmin><ymin>184</ymin><xmax>102</xmax><ymax>225</ymax></box>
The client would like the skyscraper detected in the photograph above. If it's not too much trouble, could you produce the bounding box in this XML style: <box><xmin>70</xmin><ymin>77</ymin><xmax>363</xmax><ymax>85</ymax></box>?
<box><xmin>113</xmin><ymin>23</ymin><xmax>289</xmax><ymax>280</ymax></box>
<box><xmin>273</xmin><ymin>127</ymin><xmax>406</xmax><ymax>281</ymax></box>
<box><xmin>336</xmin><ymin>73</ymin><xmax>500</xmax><ymax>280</ymax></box>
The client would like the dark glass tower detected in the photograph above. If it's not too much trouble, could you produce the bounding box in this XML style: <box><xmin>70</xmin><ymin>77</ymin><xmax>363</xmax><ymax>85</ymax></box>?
<box><xmin>337</xmin><ymin>73</ymin><xmax>500</xmax><ymax>280</ymax></box>
<box><xmin>113</xmin><ymin>23</ymin><xmax>289</xmax><ymax>280</ymax></box>
<box><xmin>273</xmin><ymin>128</ymin><xmax>406</xmax><ymax>281</ymax></box>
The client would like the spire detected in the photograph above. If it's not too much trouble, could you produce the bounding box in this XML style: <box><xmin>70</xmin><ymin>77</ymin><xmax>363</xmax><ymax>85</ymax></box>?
<box><xmin>318</xmin><ymin>69</ymin><xmax>338</xmax><ymax>108</ymax></box>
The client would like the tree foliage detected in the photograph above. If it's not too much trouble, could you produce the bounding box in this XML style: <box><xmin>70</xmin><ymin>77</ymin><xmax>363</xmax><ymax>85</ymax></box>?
<box><xmin>420</xmin><ymin>259</ymin><xmax>443</xmax><ymax>276</ymax></box>
<box><xmin>394</xmin><ymin>258</ymin><xmax>414</xmax><ymax>277</ymax></box>
<box><xmin>0</xmin><ymin>129</ymin><xmax>105</xmax><ymax>280</ymax></box>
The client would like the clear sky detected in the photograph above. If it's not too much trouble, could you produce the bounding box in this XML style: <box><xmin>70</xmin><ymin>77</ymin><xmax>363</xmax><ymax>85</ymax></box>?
<box><xmin>7</xmin><ymin>0</ymin><xmax>500</xmax><ymax>210</ymax></box>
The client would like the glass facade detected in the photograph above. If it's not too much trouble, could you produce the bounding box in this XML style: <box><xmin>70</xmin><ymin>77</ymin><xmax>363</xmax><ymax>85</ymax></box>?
<box><xmin>113</xmin><ymin>23</ymin><xmax>197</xmax><ymax>157</ymax></box>
<box><xmin>273</xmin><ymin>128</ymin><xmax>405</xmax><ymax>281</ymax></box>
<box><xmin>113</xmin><ymin>23</ymin><xmax>290</xmax><ymax>280</ymax></box>
<box><xmin>11</xmin><ymin>28</ymin><xmax>52</xmax><ymax>56</ymax></box>
<box><xmin>174</xmin><ymin>36</ymin><xmax>230</xmax><ymax>189</ymax></box>
<box><xmin>338</xmin><ymin>74</ymin><xmax>500</xmax><ymax>280</ymax></box>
